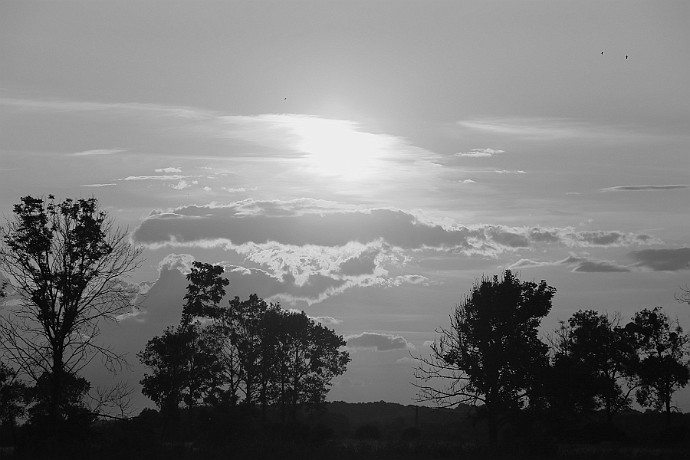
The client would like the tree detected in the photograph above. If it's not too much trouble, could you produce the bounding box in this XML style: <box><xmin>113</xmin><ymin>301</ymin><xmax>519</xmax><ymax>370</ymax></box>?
<box><xmin>0</xmin><ymin>195</ymin><xmax>142</xmax><ymax>424</ymax></box>
<box><xmin>551</xmin><ymin>310</ymin><xmax>637</xmax><ymax>423</ymax></box>
<box><xmin>413</xmin><ymin>270</ymin><xmax>555</xmax><ymax>444</ymax></box>
<box><xmin>139</xmin><ymin>324</ymin><xmax>223</xmax><ymax>412</ymax></box>
<box><xmin>264</xmin><ymin>309</ymin><xmax>349</xmax><ymax>421</ymax></box>
<box><xmin>626</xmin><ymin>307</ymin><xmax>690</xmax><ymax>425</ymax></box>
<box><xmin>139</xmin><ymin>261</ymin><xmax>227</xmax><ymax>412</ymax></box>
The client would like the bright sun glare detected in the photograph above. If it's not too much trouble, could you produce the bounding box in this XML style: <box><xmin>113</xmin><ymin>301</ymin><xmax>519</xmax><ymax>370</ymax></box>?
<box><xmin>293</xmin><ymin>118</ymin><xmax>389</xmax><ymax>181</ymax></box>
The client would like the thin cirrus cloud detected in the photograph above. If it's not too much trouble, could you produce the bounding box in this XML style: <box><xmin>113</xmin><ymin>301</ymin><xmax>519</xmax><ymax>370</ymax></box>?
<box><xmin>122</xmin><ymin>175</ymin><xmax>195</xmax><ymax>181</ymax></box>
<box><xmin>457</xmin><ymin>117</ymin><xmax>647</xmax><ymax>141</ymax></box>
<box><xmin>69</xmin><ymin>148</ymin><xmax>125</xmax><ymax>157</ymax></box>
<box><xmin>345</xmin><ymin>332</ymin><xmax>415</xmax><ymax>352</ymax></box>
<box><xmin>601</xmin><ymin>185</ymin><xmax>689</xmax><ymax>192</ymax></box>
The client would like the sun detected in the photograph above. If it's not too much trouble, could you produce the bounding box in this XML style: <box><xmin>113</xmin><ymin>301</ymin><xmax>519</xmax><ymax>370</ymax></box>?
<box><xmin>293</xmin><ymin>117</ymin><xmax>389</xmax><ymax>181</ymax></box>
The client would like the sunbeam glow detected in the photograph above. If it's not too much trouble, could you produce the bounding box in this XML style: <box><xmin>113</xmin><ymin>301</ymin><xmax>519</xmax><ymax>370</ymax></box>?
<box><xmin>293</xmin><ymin>118</ymin><xmax>391</xmax><ymax>181</ymax></box>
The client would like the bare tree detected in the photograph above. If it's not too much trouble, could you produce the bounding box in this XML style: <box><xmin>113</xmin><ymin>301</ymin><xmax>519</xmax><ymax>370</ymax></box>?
<box><xmin>0</xmin><ymin>195</ymin><xmax>142</xmax><ymax>424</ymax></box>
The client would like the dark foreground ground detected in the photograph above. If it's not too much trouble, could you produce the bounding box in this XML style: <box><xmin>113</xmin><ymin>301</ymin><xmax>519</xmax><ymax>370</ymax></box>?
<box><xmin>1</xmin><ymin>402</ymin><xmax>689</xmax><ymax>459</ymax></box>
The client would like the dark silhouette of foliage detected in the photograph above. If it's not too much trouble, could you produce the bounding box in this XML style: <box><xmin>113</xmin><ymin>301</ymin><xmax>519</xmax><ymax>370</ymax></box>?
<box><xmin>139</xmin><ymin>324</ymin><xmax>223</xmax><ymax>412</ymax></box>
<box><xmin>413</xmin><ymin>270</ymin><xmax>555</xmax><ymax>444</ymax></box>
<box><xmin>262</xmin><ymin>308</ymin><xmax>350</xmax><ymax>420</ymax></box>
<box><xmin>551</xmin><ymin>310</ymin><xmax>638</xmax><ymax>423</ymax></box>
<box><xmin>0</xmin><ymin>195</ymin><xmax>142</xmax><ymax>425</ymax></box>
<box><xmin>626</xmin><ymin>307</ymin><xmax>690</xmax><ymax>424</ymax></box>
<box><xmin>139</xmin><ymin>261</ymin><xmax>350</xmax><ymax>420</ymax></box>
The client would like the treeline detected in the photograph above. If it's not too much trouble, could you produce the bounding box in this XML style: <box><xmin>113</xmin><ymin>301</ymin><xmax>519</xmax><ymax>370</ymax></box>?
<box><xmin>138</xmin><ymin>261</ymin><xmax>350</xmax><ymax>422</ymax></box>
<box><xmin>414</xmin><ymin>271</ymin><xmax>690</xmax><ymax>446</ymax></box>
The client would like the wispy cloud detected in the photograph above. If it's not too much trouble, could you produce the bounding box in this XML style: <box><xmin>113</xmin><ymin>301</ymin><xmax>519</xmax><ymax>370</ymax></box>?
<box><xmin>493</xmin><ymin>169</ymin><xmax>526</xmax><ymax>174</ymax></box>
<box><xmin>456</xmin><ymin>148</ymin><xmax>505</xmax><ymax>158</ymax></box>
<box><xmin>561</xmin><ymin>255</ymin><xmax>631</xmax><ymax>273</ymax></box>
<box><xmin>601</xmin><ymin>185</ymin><xmax>689</xmax><ymax>192</ymax></box>
<box><xmin>81</xmin><ymin>183</ymin><xmax>117</xmax><ymax>187</ymax></box>
<box><xmin>457</xmin><ymin>117</ymin><xmax>645</xmax><ymax>141</ymax></box>
<box><xmin>0</xmin><ymin>97</ymin><xmax>211</xmax><ymax>120</ymax></box>
<box><xmin>69</xmin><ymin>148</ymin><xmax>125</xmax><ymax>157</ymax></box>
<box><xmin>122</xmin><ymin>175</ymin><xmax>193</xmax><ymax>181</ymax></box>
<box><xmin>509</xmin><ymin>254</ymin><xmax>631</xmax><ymax>273</ymax></box>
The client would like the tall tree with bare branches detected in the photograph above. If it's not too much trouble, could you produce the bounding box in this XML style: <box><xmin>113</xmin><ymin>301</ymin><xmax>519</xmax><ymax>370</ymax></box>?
<box><xmin>0</xmin><ymin>195</ymin><xmax>141</xmax><ymax>425</ymax></box>
<box><xmin>413</xmin><ymin>270</ymin><xmax>555</xmax><ymax>445</ymax></box>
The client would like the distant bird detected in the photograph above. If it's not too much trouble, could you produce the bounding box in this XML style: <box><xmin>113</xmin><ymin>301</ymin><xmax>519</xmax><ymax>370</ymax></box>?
<box><xmin>284</xmin><ymin>97</ymin><xmax>287</xmax><ymax>100</ymax></box>
<box><xmin>625</xmin><ymin>55</ymin><xmax>629</xmax><ymax>60</ymax></box>
<box><xmin>601</xmin><ymin>51</ymin><xmax>604</xmax><ymax>55</ymax></box>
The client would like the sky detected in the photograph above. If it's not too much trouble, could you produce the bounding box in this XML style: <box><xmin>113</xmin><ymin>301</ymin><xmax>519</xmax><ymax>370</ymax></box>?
<box><xmin>1</xmin><ymin>1</ymin><xmax>689</xmax><ymax>413</ymax></box>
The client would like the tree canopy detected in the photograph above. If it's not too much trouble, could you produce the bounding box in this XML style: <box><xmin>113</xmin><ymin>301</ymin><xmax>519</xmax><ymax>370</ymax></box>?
<box><xmin>0</xmin><ymin>195</ymin><xmax>142</xmax><ymax>424</ymax></box>
<box><xmin>139</xmin><ymin>261</ymin><xmax>350</xmax><ymax>419</ymax></box>
<box><xmin>414</xmin><ymin>270</ymin><xmax>555</xmax><ymax>444</ymax></box>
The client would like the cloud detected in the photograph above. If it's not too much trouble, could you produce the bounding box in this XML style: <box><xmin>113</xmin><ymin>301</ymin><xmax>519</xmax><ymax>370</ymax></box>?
<box><xmin>132</xmin><ymin>201</ymin><xmax>656</xmax><ymax>254</ymax></box>
<box><xmin>493</xmin><ymin>169</ymin><xmax>526</xmax><ymax>174</ymax></box>
<box><xmin>508</xmin><ymin>258</ymin><xmax>554</xmax><ymax>269</ymax></box>
<box><xmin>311</xmin><ymin>316</ymin><xmax>342</xmax><ymax>326</ymax></box>
<box><xmin>339</xmin><ymin>247</ymin><xmax>379</xmax><ymax>276</ymax></box>
<box><xmin>130</xmin><ymin>202</ymin><xmax>657</xmax><ymax>303</ymax></box>
<box><xmin>565</xmin><ymin>230</ymin><xmax>654</xmax><ymax>247</ymax></box>
<box><xmin>0</xmin><ymin>97</ymin><xmax>211</xmax><ymax>120</ymax></box>
<box><xmin>601</xmin><ymin>185</ymin><xmax>689</xmax><ymax>192</ymax></box>
<box><xmin>155</xmin><ymin>167</ymin><xmax>182</xmax><ymax>173</ymax></box>
<box><xmin>171</xmin><ymin>180</ymin><xmax>196</xmax><ymax>190</ymax></box>
<box><xmin>628</xmin><ymin>248</ymin><xmax>690</xmax><ymax>271</ymax></box>
<box><xmin>457</xmin><ymin>117</ymin><xmax>645</xmax><ymax>141</ymax></box>
<box><xmin>81</xmin><ymin>183</ymin><xmax>116</xmax><ymax>187</ymax></box>
<box><xmin>158</xmin><ymin>253</ymin><xmax>195</xmax><ymax>275</ymax></box>
<box><xmin>560</xmin><ymin>255</ymin><xmax>631</xmax><ymax>273</ymax></box>
<box><xmin>460</xmin><ymin>179</ymin><xmax>476</xmax><ymax>184</ymax></box>
<box><xmin>457</xmin><ymin>148</ymin><xmax>504</xmax><ymax>158</ymax></box>
<box><xmin>69</xmin><ymin>148</ymin><xmax>125</xmax><ymax>157</ymax></box>
<box><xmin>509</xmin><ymin>254</ymin><xmax>630</xmax><ymax>272</ymax></box>
<box><xmin>345</xmin><ymin>332</ymin><xmax>415</xmax><ymax>352</ymax></box>
<box><xmin>122</xmin><ymin>175</ymin><xmax>192</xmax><ymax>181</ymax></box>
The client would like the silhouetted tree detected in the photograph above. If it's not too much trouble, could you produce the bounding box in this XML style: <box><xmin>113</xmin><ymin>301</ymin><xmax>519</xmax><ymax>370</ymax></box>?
<box><xmin>139</xmin><ymin>324</ymin><xmax>222</xmax><ymax>412</ymax></box>
<box><xmin>139</xmin><ymin>262</ymin><xmax>228</xmax><ymax>412</ymax></box>
<box><xmin>413</xmin><ymin>270</ymin><xmax>555</xmax><ymax>444</ymax></box>
<box><xmin>265</xmin><ymin>309</ymin><xmax>350</xmax><ymax>420</ymax></box>
<box><xmin>626</xmin><ymin>307</ymin><xmax>690</xmax><ymax>425</ymax></box>
<box><xmin>140</xmin><ymin>262</ymin><xmax>350</xmax><ymax>420</ymax></box>
<box><xmin>0</xmin><ymin>195</ymin><xmax>142</xmax><ymax>425</ymax></box>
<box><xmin>551</xmin><ymin>310</ymin><xmax>637</xmax><ymax>423</ymax></box>
<box><xmin>226</xmin><ymin>294</ymin><xmax>271</xmax><ymax>406</ymax></box>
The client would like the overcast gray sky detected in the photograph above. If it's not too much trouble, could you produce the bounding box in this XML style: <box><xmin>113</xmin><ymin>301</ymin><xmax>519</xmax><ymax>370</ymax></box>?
<box><xmin>1</xmin><ymin>0</ymin><xmax>689</xmax><ymax>411</ymax></box>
